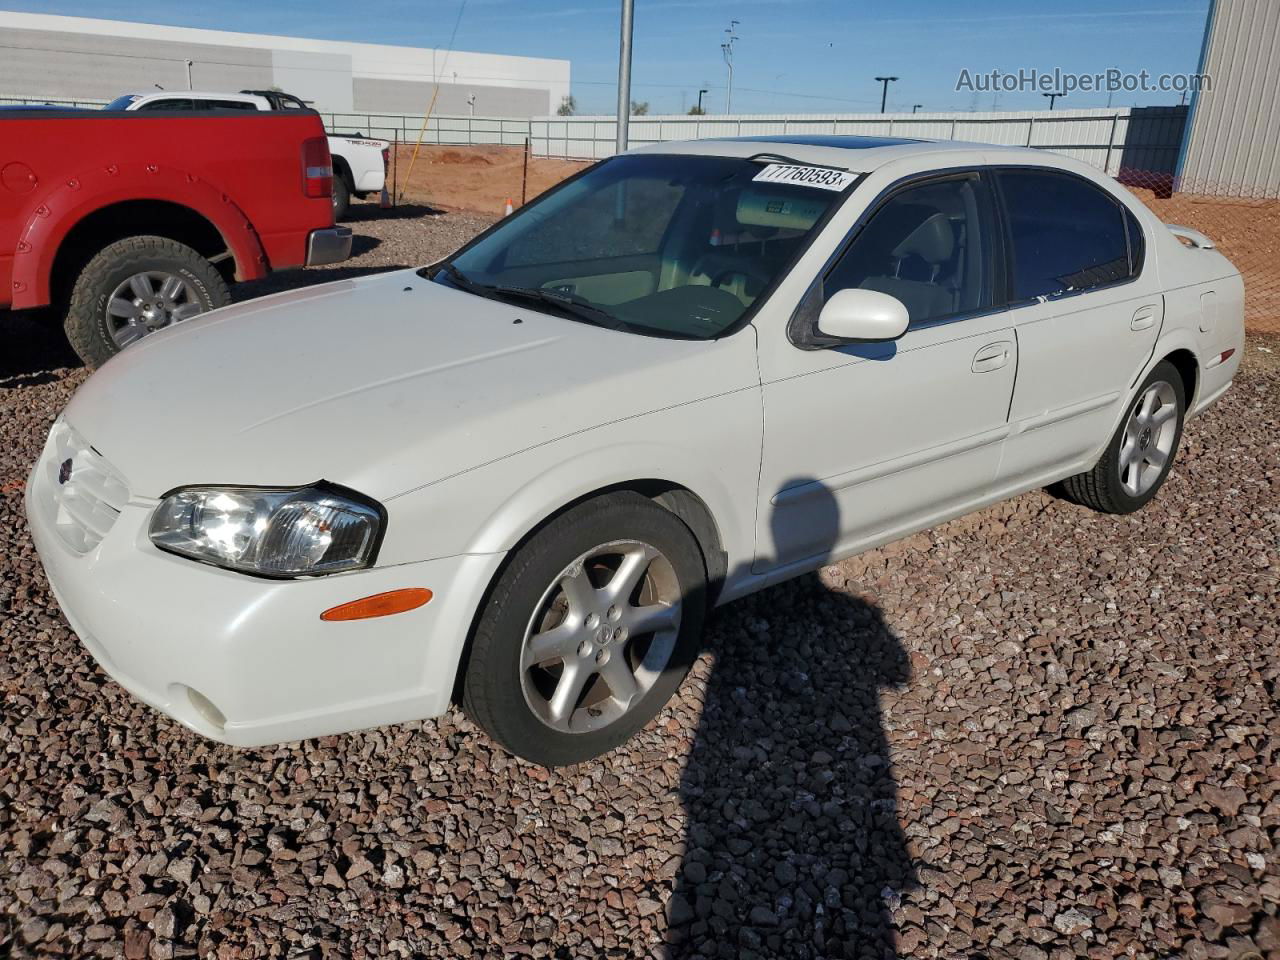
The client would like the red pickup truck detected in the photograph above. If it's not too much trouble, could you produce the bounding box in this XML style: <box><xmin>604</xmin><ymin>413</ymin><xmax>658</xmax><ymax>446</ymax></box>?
<box><xmin>0</xmin><ymin>107</ymin><xmax>351</xmax><ymax>365</ymax></box>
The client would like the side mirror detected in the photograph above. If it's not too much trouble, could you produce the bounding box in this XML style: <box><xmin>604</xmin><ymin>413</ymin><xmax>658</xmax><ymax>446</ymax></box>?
<box><xmin>817</xmin><ymin>288</ymin><xmax>910</xmax><ymax>343</ymax></box>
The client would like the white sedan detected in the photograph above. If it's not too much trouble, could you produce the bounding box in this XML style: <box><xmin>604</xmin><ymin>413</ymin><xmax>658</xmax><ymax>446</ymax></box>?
<box><xmin>26</xmin><ymin>135</ymin><xmax>1243</xmax><ymax>766</ymax></box>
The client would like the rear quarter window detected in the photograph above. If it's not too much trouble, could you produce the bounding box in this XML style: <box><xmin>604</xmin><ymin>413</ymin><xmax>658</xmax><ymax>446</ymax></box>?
<box><xmin>998</xmin><ymin>170</ymin><xmax>1133</xmax><ymax>301</ymax></box>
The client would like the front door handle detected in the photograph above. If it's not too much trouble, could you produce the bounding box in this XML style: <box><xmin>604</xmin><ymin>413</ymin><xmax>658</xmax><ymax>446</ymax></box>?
<box><xmin>1131</xmin><ymin>305</ymin><xmax>1158</xmax><ymax>331</ymax></box>
<box><xmin>972</xmin><ymin>341</ymin><xmax>1012</xmax><ymax>373</ymax></box>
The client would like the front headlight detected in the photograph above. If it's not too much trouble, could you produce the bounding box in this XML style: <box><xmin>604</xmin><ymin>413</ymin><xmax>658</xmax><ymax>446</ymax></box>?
<box><xmin>149</xmin><ymin>484</ymin><xmax>382</xmax><ymax>577</ymax></box>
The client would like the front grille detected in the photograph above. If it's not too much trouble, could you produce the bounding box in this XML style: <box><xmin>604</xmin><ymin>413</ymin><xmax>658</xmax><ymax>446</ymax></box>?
<box><xmin>44</xmin><ymin>422</ymin><xmax>130</xmax><ymax>553</ymax></box>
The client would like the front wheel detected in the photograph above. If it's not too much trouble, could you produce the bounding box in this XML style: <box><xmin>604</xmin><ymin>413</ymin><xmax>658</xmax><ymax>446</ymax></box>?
<box><xmin>461</xmin><ymin>493</ymin><xmax>707</xmax><ymax>767</ymax></box>
<box><xmin>1058</xmin><ymin>360</ymin><xmax>1186</xmax><ymax>514</ymax></box>
<box><xmin>64</xmin><ymin>236</ymin><xmax>230</xmax><ymax>367</ymax></box>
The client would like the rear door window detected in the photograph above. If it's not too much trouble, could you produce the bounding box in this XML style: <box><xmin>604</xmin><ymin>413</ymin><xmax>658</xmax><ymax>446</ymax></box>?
<box><xmin>136</xmin><ymin>98</ymin><xmax>195</xmax><ymax>111</ymax></box>
<box><xmin>204</xmin><ymin>99</ymin><xmax>259</xmax><ymax>111</ymax></box>
<box><xmin>997</xmin><ymin>170</ymin><xmax>1132</xmax><ymax>301</ymax></box>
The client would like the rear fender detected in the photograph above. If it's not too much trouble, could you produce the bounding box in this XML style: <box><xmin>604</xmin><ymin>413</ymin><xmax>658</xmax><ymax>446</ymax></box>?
<box><xmin>10</xmin><ymin>163</ymin><xmax>269</xmax><ymax>309</ymax></box>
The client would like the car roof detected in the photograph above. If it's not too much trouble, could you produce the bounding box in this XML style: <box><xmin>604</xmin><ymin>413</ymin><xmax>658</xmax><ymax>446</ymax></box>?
<box><xmin>628</xmin><ymin>133</ymin><xmax>1047</xmax><ymax>173</ymax></box>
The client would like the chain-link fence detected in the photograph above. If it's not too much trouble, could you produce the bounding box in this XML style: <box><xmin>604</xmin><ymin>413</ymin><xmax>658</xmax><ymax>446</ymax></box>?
<box><xmin>1120</xmin><ymin>168</ymin><xmax>1280</xmax><ymax>334</ymax></box>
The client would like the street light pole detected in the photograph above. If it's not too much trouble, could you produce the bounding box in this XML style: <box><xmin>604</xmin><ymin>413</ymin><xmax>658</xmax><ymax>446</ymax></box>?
<box><xmin>721</xmin><ymin>20</ymin><xmax>739</xmax><ymax>114</ymax></box>
<box><xmin>616</xmin><ymin>0</ymin><xmax>635</xmax><ymax>154</ymax></box>
<box><xmin>1043</xmin><ymin>91</ymin><xmax>1065</xmax><ymax>111</ymax></box>
<box><xmin>912</xmin><ymin>103</ymin><xmax>923</xmax><ymax>113</ymax></box>
<box><xmin>697</xmin><ymin>88</ymin><xmax>708</xmax><ymax>113</ymax></box>
<box><xmin>875</xmin><ymin>76</ymin><xmax>898</xmax><ymax>114</ymax></box>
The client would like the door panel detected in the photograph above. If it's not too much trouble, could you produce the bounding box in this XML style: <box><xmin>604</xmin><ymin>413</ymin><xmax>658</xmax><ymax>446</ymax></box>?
<box><xmin>1000</xmin><ymin>290</ymin><xmax>1162</xmax><ymax>482</ymax></box>
<box><xmin>754</xmin><ymin>168</ymin><xmax>1016</xmax><ymax>572</ymax></box>
<box><xmin>758</xmin><ymin>313</ymin><xmax>1016</xmax><ymax>570</ymax></box>
<box><xmin>993</xmin><ymin>169</ymin><xmax>1163</xmax><ymax>485</ymax></box>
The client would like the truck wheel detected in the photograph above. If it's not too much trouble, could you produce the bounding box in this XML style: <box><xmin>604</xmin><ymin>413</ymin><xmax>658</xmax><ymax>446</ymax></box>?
<box><xmin>462</xmin><ymin>493</ymin><xmax>707</xmax><ymax>767</ymax></box>
<box><xmin>65</xmin><ymin>236</ymin><xmax>230</xmax><ymax>367</ymax></box>
<box><xmin>332</xmin><ymin>177</ymin><xmax>351</xmax><ymax>221</ymax></box>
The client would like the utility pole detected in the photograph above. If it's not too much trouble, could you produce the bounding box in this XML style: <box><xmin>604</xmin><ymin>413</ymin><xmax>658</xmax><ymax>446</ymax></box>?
<box><xmin>1043</xmin><ymin>91</ymin><xmax>1065</xmax><ymax>111</ymax></box>
<box><xmin>721</xmin><ymin>19</ymin><xmax>739</xmax><ymax>114</ymax></box>
<box><xmin>616</xmin><ymin>0</ymin><xmax>634</xmax><ymax>154</ymax></box>
<box><xmin>875</xmin><ymin>76</ymin><xmax>898</xmax><ymax>113</ymax></box>
<box><xmin>912</xmin><ymin>103</ymin><xmax>922</xmax><ymax>113</ymax></box>
<box><xmin>697</xmin><ymin>88</ymin><xmax>708</xmax><ymax>112</ymax></box>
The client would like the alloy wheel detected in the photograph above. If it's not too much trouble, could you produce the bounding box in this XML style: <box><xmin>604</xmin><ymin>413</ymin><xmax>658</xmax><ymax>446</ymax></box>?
<box><xmin>106</xmin><ymin>271</ymin><xmax>206</xmax><ymax>348</ymax></box>
<box><xmin>1119</xmin><ymin>380</ymin><xmax>1179</xmax><ymax>496</ymax></box>
<box><xmin>520</xmin><ymin>540</ymin><xmax>682</xmax><ymax>735</ymax></box>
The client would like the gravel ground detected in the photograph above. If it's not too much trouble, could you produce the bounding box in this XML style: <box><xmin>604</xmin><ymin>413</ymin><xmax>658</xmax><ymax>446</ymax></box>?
<box><xmin>2</xmin><ymin>207</ymin><xmax>1278</xmax><ymax>959</ymax></box>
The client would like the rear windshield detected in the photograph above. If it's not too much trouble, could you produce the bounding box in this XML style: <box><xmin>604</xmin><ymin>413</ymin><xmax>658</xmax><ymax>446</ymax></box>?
<box><xmin>103</xmin><ymin>95</ymin><xmax>141</xmax><ymax>110</ymax></box>
<box><xmin>439</xmin><ymin>154</ymin><xmax>848</xmax><ymax>339</ymax></box>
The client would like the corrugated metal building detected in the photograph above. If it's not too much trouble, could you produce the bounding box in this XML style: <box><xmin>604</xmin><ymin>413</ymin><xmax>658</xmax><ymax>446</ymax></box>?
<box><xmin>0</xmin><ymin>11</ymin><xmax>571</xmax><ymax>118</ymax></box>
<box><xmin>1178</xmin><ymin>0</ymin><xmax>1280</xmax><ymax>197</ymax></box>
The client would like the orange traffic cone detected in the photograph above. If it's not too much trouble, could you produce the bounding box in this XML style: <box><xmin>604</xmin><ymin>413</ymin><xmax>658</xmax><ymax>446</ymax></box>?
<box><xmin>504</xmin><ymin>197</ymin><xmax>514</xmax><ymax>216</ymax></box>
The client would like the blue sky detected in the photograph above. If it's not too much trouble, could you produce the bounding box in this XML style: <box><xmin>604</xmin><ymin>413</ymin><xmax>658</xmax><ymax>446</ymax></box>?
<box><xmin>10</xmin><ymin>0</ymin><xmax>1213</xmax><ymax>114</ymax></box>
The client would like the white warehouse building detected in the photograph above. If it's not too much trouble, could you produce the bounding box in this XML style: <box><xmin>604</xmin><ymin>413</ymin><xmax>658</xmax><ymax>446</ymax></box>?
<box><xmin>0</xmin><ymin>11</ymin><xmax>571</xmax><ymax>117</ymax></box>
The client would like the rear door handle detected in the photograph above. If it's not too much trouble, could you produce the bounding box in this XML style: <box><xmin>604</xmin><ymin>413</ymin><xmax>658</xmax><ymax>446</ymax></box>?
<box><xmin>1131</xmin><ymin>306</ymin><xmax>1157</xmax><ymax>331</ymax></box>
<box><xmin>971</xmin><ymin>341</ymin><xmax>1012</xmax><ymax>373</ymax></box>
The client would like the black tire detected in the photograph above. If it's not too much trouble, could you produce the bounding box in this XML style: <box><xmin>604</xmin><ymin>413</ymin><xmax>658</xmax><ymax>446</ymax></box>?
<box><xmin>64</xmin><ymin>236</ymin><xmax>230</xmax><ymax>368</ymax></box>
<box><xmin>462</xmin><ymin>493</ymin><xmax>708</xmax><ymax>767</ymax></box>
<box><xmin>332</xmin><ymin>176</ymin><xmax>351</xmax><ymax>221</ymax></box>
<box><xmin>1058</xmin><ymin>360</ymin><xmax>1186</xmax><ymax>514</ymax></box>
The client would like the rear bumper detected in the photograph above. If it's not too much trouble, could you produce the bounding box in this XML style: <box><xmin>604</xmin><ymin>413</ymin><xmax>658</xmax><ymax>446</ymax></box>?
<box><xmin>354</xmin><ymin>168</ymin><xmax>385</xmax><ymax>193</ymax></box>
<box><xmin>305</xmin><ymin>226</ymin><xmax>352</xmax><ymax>267</ymax></box>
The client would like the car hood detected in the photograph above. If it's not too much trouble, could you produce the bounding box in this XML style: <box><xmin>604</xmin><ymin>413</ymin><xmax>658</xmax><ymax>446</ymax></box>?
<box><xmin>63</xmin><ymin>270</ymin><xmax>755</xmax><ymax>500</ymax></box>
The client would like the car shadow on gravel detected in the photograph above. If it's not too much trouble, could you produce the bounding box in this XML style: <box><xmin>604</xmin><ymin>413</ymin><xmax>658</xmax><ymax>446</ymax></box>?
<box><xmin>342</xmin><ymin>201</ymin><xmax>446</xmax><ymax>222</ymax></box>
<box><xmin>667</xmin><ymin>480</ymin><xmax>915</xmax><ymax>959</ymax></box>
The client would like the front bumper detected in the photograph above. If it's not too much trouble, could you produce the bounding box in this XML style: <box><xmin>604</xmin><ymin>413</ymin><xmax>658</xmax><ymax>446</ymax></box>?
<box><xmin>24</xmin><ymin>428</ymin><xmax>503</xmax><ymax>747</ymax></box>
<box><xmin>305</xmin><ymin>226</ymin><xmax>353</xmax><ymax>267</ymax></box>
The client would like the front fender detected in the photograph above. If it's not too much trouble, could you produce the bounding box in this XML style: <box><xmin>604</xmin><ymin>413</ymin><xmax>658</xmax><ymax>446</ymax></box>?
<box><xmin>10</xmin><ymin>162</ymin><xmax>268</xmax><ymax>309</ymax></box>
<box><xmin>378</xmin><ymin>388</ymin><xmax>764</xmax><ymax>576</ymax></box>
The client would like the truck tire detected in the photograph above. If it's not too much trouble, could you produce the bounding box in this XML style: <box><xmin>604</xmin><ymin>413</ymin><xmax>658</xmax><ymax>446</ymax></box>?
<box><xmin>64</xmin><ymin>236</ymin><xmax>230</xmax><ymax>367</ymax></box>
<box><xmin>332</xmin><ymin>177</ymin><xmax>351</xmax><ymax>221</ymax></box>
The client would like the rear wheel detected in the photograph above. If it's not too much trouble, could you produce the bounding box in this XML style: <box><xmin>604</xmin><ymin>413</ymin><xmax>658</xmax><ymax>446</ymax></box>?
<box><xmin>462</xmin><ymin>493</ymin><xmax>707</xmax><ymax>766</ymax></box>
<box><xmin>1058</xmin><ymin>360</ymin><xmax>1186</xmax><ymax>514</ymax></box>
<box><xmin>64</xmin><ymin>236</ymin><xmax>229</xmax><ymax>367</ymax></box>
<box><xmin>332</xmin><ymin>176</ymin><xmax>351</xmax><ymax>221</ymax></box>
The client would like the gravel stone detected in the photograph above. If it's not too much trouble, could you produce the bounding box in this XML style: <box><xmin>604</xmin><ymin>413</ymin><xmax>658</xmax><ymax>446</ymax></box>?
<box><xmin>2</xmin><ymin>209</ymin><xmax>1278</xmax><ymax>958</ymax></box>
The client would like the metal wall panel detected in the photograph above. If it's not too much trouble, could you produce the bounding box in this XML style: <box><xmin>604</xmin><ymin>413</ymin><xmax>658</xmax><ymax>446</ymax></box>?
<box><xmin>0</xmin><ymin>12</ymin><xmax>569</xmax><ymax>120</ymax></box>
<box><xmin>1180</xmin><ymin>0</ymin><xmax>1280</xmax><ymax>197</ymax></box>
<box><xmin>352</xmin><ymin>78</ymin><xmax>549</xmax><ymax>118</ymax></box>
<box><xmin>0</xmin><ymin>28</ymin><xmax>272</xmax><ymax>98</ymax></box>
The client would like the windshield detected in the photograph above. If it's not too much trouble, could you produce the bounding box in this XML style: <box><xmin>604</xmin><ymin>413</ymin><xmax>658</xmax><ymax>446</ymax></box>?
<box><xmin>103</xmin><ymin>95</ymin><xmax>141</xmax><ymax>110</ymax></box>
<box><xmin>434</xmin><ymin>154</ymin><xmax>848</xmax><ymax>338</ymax></box>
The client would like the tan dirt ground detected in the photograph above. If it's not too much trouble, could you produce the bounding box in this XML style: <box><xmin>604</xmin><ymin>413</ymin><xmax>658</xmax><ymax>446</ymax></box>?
<box><xmin>388</xmin><ymin>143</ymin><xmax>589</xmax><ymax>220</ymax></box>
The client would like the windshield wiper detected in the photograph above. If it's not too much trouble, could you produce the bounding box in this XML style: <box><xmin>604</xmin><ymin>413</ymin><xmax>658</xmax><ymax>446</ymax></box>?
<box><xmin>434</xmin><ymin>262</ymin><xmax>626</xmax><ymax>330</ymax></box>
<box><xmin>488</xmin><ymin>286</ymin><xmax>627</xmax><ymax>330</ymax></box>
<box><xmin>436</xmin><ymin>261</ymin><xmax>493</xmax><ymax>298</ymax></box>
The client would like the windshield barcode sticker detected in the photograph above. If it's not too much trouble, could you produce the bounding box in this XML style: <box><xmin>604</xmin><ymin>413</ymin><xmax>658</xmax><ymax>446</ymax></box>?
<box><xmin>752</xmin><ymin>163</ymin><xmax>857</xmax><ymax>191</ymax></box>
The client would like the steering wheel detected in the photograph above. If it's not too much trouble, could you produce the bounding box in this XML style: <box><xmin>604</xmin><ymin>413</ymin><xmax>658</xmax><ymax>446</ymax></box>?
<box><xmin>706</xmin><ymin>263</ymin><xmax>773</xmax><ymax>292</ymax></box>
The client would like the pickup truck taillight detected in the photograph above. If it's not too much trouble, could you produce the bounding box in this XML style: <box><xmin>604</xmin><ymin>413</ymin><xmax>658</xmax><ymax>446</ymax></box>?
<box><xmin>381</xmin><ymin>146</ymin><xmax>390</xmax><ymax>172</ymax></box>
<box><xmin>302</xmin><ymin>137</ymin><xmax>333</xmax><ymax>199</ymax></box>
